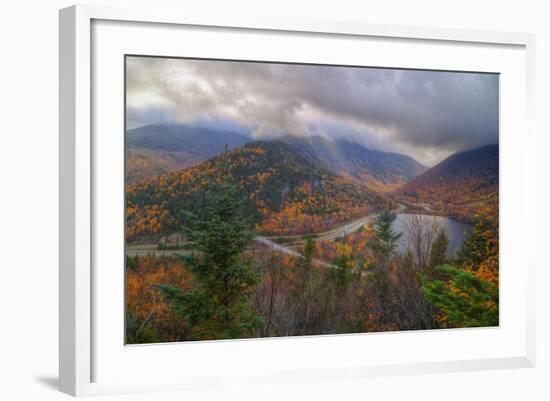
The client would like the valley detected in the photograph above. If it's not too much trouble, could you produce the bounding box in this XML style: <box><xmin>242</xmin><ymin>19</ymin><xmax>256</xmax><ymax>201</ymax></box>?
<box><xmin>126</xmin><ymin>124</ymin><xmax>497</xmax><ymax>249</ymax></box>
<box><xmin>124</xmin><ymin>123</ymin><xmax>498</xmax><ymax>342</ymax></box>
<box><xmin>126</xmin><ymin>203</ymin><xmax>404</xmax><ymax>257</ymax></box>
<box><xmin>123</xmin><ymin>58</ymin><xmax>501</xmax><ymax>343</ymax></box>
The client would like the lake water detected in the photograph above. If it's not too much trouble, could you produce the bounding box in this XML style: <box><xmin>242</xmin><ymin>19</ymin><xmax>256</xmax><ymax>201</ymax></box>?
<box><xmin>391</xmin><ymin>214</ymin><xmax>472</xmax><ymax>258</ymax></box>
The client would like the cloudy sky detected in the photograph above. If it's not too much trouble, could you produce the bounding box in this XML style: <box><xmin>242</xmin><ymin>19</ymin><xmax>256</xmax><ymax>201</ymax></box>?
<box><xmin>126</xmin><ymin>56</ymin><xmax>499</xmax><ymax>166</ymax></box>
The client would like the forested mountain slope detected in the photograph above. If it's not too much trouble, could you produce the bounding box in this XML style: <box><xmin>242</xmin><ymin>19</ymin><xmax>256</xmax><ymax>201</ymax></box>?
<box><xmin>126</xmin><ymin>124</ymin><xmax>251</xmax><ymax>183</ymax></box>
<box><xmin>126</xmin><ymin>140</ymin><xmax>391</xmax><ymax>240</ymax></box>
<box><xmin>279</xmin><ymin>135</ymin><xmax>426</xmax><ymax>191</ymax></box>
<box><xmin>394</xmin><ymin>144</ymin><xmax>499</xmax><ymax>220</ymax></box>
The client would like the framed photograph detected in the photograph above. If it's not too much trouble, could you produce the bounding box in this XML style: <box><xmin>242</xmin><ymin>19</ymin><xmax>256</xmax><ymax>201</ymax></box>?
<box><xmin>60</xmin><ymin>4</ymin><xmax>536</xmax><ymax>396</ymax></box>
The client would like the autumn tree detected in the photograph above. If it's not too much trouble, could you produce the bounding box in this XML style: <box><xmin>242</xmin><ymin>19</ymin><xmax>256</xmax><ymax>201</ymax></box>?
<box><xmin>292</xmin><ymin>234</ymin><xmax>314</xmax><ymax>333</ymax></box>
<box><xmin>402</xmin><ymin>250</ymin><xmax>414</xmax><ymax>271</ymax></box>
<box><xmin>289</xmin><ymin>234</ymin><xmax>325</xmax><ymax>335</ymax></box>
<box><xmin>457</xmin><ymin>210</ymin><xmax>499</xmax><ymax>283</ymax></box>
<box><xmin>457</xmin><ymin>212</ymin><xmax>497</xmax><ymax>269</ymax></box>
<box><xmin>252</xmin><ymin>248</ymin><xmax>287</xmax><ymax>337</ymax></box>
<box><xmin>391</xmin><ymin>250</ymin><xmax>436</xmax><ymax>330</ymax></box>
<box><xmin>126</xmin><ymin>256</ymin><xmax>191</xmax><ymax>343</ymax></box>
<box><xmin>158</xmin><ymin>171</ymin><xmax>262</xmax><ymax>340</ymax></box>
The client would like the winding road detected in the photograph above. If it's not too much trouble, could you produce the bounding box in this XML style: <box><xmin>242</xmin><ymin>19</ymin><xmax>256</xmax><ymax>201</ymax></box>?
<box><xmin>252</xmin><ymin>203</ymin><xmax>406</xmax><ymax>265</ymax></box>
<box><xmin>126</xmin><ymin>204</ymin><xmax>406</xmax><ymax>263</ymax></box>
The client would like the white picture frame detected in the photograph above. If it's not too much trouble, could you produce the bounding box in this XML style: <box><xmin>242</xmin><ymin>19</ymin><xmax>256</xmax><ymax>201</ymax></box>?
<box><xmin>59</xmin><ymin>4</ymin><xmax>536</xmax><ymax>397</ymax></box>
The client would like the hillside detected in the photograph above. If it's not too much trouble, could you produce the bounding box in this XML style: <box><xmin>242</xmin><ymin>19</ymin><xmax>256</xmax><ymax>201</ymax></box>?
<box><xmin>126</xmin><ymin>140</ymin><xmax>391</xmax><ymax>240</ymax></box>
<box><xmin>126</xmin><ymin>148</ymin><xmax>204</xmax><ymax>184</ymax></box>
<box><xmin>278</xmin><ymin>135</ymin><xmax>426</xmax><ymax>191</ymax></box>
<box><xmin>394</xmin><ymin>144</ymin><xmax>499</xmax><ymax>220</ymax></box>
<box><xmin>126</xmin><ymin>124</ymin><xmax>251</xmax><ymax>183</ymax></box>
<box><xmin>125</xmin><ymin>126</ymin><xmax>426</xmax><ymax>189</ymax></box>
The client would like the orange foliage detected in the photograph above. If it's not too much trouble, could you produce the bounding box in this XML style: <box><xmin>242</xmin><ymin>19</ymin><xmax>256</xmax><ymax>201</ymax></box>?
<box><xmin>126</xmin><ymin>256</ymin><xmax>192</xmax><ymax>341</ymax></box>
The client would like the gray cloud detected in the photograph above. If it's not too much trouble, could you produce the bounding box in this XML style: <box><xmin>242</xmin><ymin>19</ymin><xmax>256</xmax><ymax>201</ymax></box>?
<box><xmin>126</xmin><ymin>105</ymin><xmax>174</xmax><ymax>129</ymax></box>
<box><xmin>126</xmin><ymin>56</ymin><xmax>498</xmax><ymax>166</ymax></box>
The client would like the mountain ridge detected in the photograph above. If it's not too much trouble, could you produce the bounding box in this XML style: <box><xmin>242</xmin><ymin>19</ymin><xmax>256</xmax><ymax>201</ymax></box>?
<box><xmin>394</xmin><ymin>144</ymin><xmax>499</xmax><ymax>221</ymax></box>
<box><xmin>126</xmin><ymin>124</ymin><xmax>251</xmax><ymax>184</ymax></box>
<box><xmin>277</xmin><ymin>135</ymin><xmax>426</xmax><ymax>191</ymax></box>
<box><xmin>126</xmin><ymin>124</ymin><xmax>426</xmax><ymax>189</ymax></box>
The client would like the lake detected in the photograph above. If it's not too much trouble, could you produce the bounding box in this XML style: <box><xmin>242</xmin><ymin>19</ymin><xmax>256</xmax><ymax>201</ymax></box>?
<box><xmin>391</xmin><ymin>213</ymin><xmax>472</xmax><ymax>258</ymax></box>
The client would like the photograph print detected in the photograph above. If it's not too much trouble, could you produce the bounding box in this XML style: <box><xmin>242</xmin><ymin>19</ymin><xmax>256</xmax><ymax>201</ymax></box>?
<box><xmin>125</xmin><ymin>56</ymin><xmax>499</xmax><ymax>344</ymax></box>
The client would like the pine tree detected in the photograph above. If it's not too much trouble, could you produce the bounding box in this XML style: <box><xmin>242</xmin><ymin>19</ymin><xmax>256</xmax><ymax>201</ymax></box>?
<box><xmin>157</xmin><ymin>168</ymin><xmax>261</xmax><ymax>340</ymax></box>
<box><xmin>331</xmin><ymin>240</ymin><xmax>356</xmax><ymax>289</ymax></box>
<box><xmin>371</xmin><ymin>208</ymin><xmax>402</xmax><ymax>259</ymax></box>
<box><xmin>420</xmin><ymin>264</ymin><xmax>498</xmax><ymax>328</ymax></box>
<box><xmin>296</xmin><ymin>234</ymin><xmax>315</xmax><ymax>274</ymax></box>
<box><xmin>367</xmin><ymin>208</ymin><xmax>402</xmax><ymax>324</ymax></box>
<box><xmin>429</xmin><ymin>229</ymin><xmax>449</xmax><ymax>269</ymax></box>
<box><xmin>421</xmin><ymin>208</ymin><xmax>499</xmax><ymax>328</ymax></box>
<box><xmin>126</xmin><ymin>254</ymin><xmax>139</xmax><ymax>271</ymax></box>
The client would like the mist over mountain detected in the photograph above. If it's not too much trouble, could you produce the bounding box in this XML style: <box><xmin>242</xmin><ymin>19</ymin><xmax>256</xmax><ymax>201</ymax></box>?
<box><xmin>126</xmin><ymin>124</ymin><xmax>426</xmax><ymax>190</ymax></box>
<box><xmin>278</xmin><ymin>135</ymin><xmax>426</xmax><ymax>191</ymax></box>
<box><xmin>127</xmin><ymin>124</ymin><xmax>251</xmax><ymax>154</ymax></box>
<box><xmin>127</xmin><ymin>57</ymin><xmax>499</xmax><ymax>165</ymax></box>
<box><xmin>126</xmin><ymin>124</ymin><xmax>251</xmax><ymax>183</ymax></box>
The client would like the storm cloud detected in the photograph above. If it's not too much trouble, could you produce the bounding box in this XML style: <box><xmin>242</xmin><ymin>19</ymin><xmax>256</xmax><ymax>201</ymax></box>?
<box><xmin>126</xmin><ymin>56</ymin><xmax>498</xmax><ymax>166</ymax></box>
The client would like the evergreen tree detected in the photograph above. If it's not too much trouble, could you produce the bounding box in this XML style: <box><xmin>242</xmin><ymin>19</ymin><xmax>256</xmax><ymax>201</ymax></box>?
<box><xmin>429</xmin><ymin>229</ymin><xmax>449</xmax><ymax>269</ymax></box>
<box><xmin>457</xmin><ymin>213</ymin><xmax>497</xmax><ymax>268</ymax></box>
<box><xmin>126</xmin><ymin>254</ymin><xmax>139</xmax><ymax>271</ymax></box>
<box><xmin>420</xmin><ymin>264</ymin><xmax>498</xmax><ymax>328</ymax></box>
<box><xmin>371</xmin><ymin>208</ymin><xmax>402</xmax><ymax>259</ymax></box>
<box><xmin>296</xmin><ymin>234</ymin><xmax>315</xmax><ymax>274</ymax></box>
<box><xmin>367</xmin><ymin>208</ymin><xmax>402</xmax><ymax>325</ymax></box>
<box><xmin>157</xmin><ymin>170</ymin><xmax>261</xmax><ymax>340</ymax></box>
<box><xmin>331</xmin><ymin>239</ymin><xmax>356</xmax><ymax>289</ymax></box>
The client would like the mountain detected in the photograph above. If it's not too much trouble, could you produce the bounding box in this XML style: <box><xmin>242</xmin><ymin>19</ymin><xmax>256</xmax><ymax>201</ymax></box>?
<box><xmin>126</xmin><ymin>148</ymin><xmax>204</xmax><ymax>184</ymax></box>
<box><xmin>278</xmin><ymin>135</ymin><xmax>426</xmax><ymax>191</ymax></box>
<box><xmin>126</xmin><ymin>140</ymin><xmax>391</xmax><ymax>240</ymax></box>
<box><xmin>126</xmin><ymin>124</ymin><xmax>251</xmax><ymax>184</ymax></box>
<box><xmin>126</xmin><ymin>124</ymin><xmax>251</xmax><ymax>153</ymax></box>
<box><xmin>125</xmin><ymin>126</ymin><xmax>426</xmax><ymax>189</ymax></box>
<box><xmin>394</xmin><ymin>144</ymin><xmax>499</xmax><ymax>220</ymax></box>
